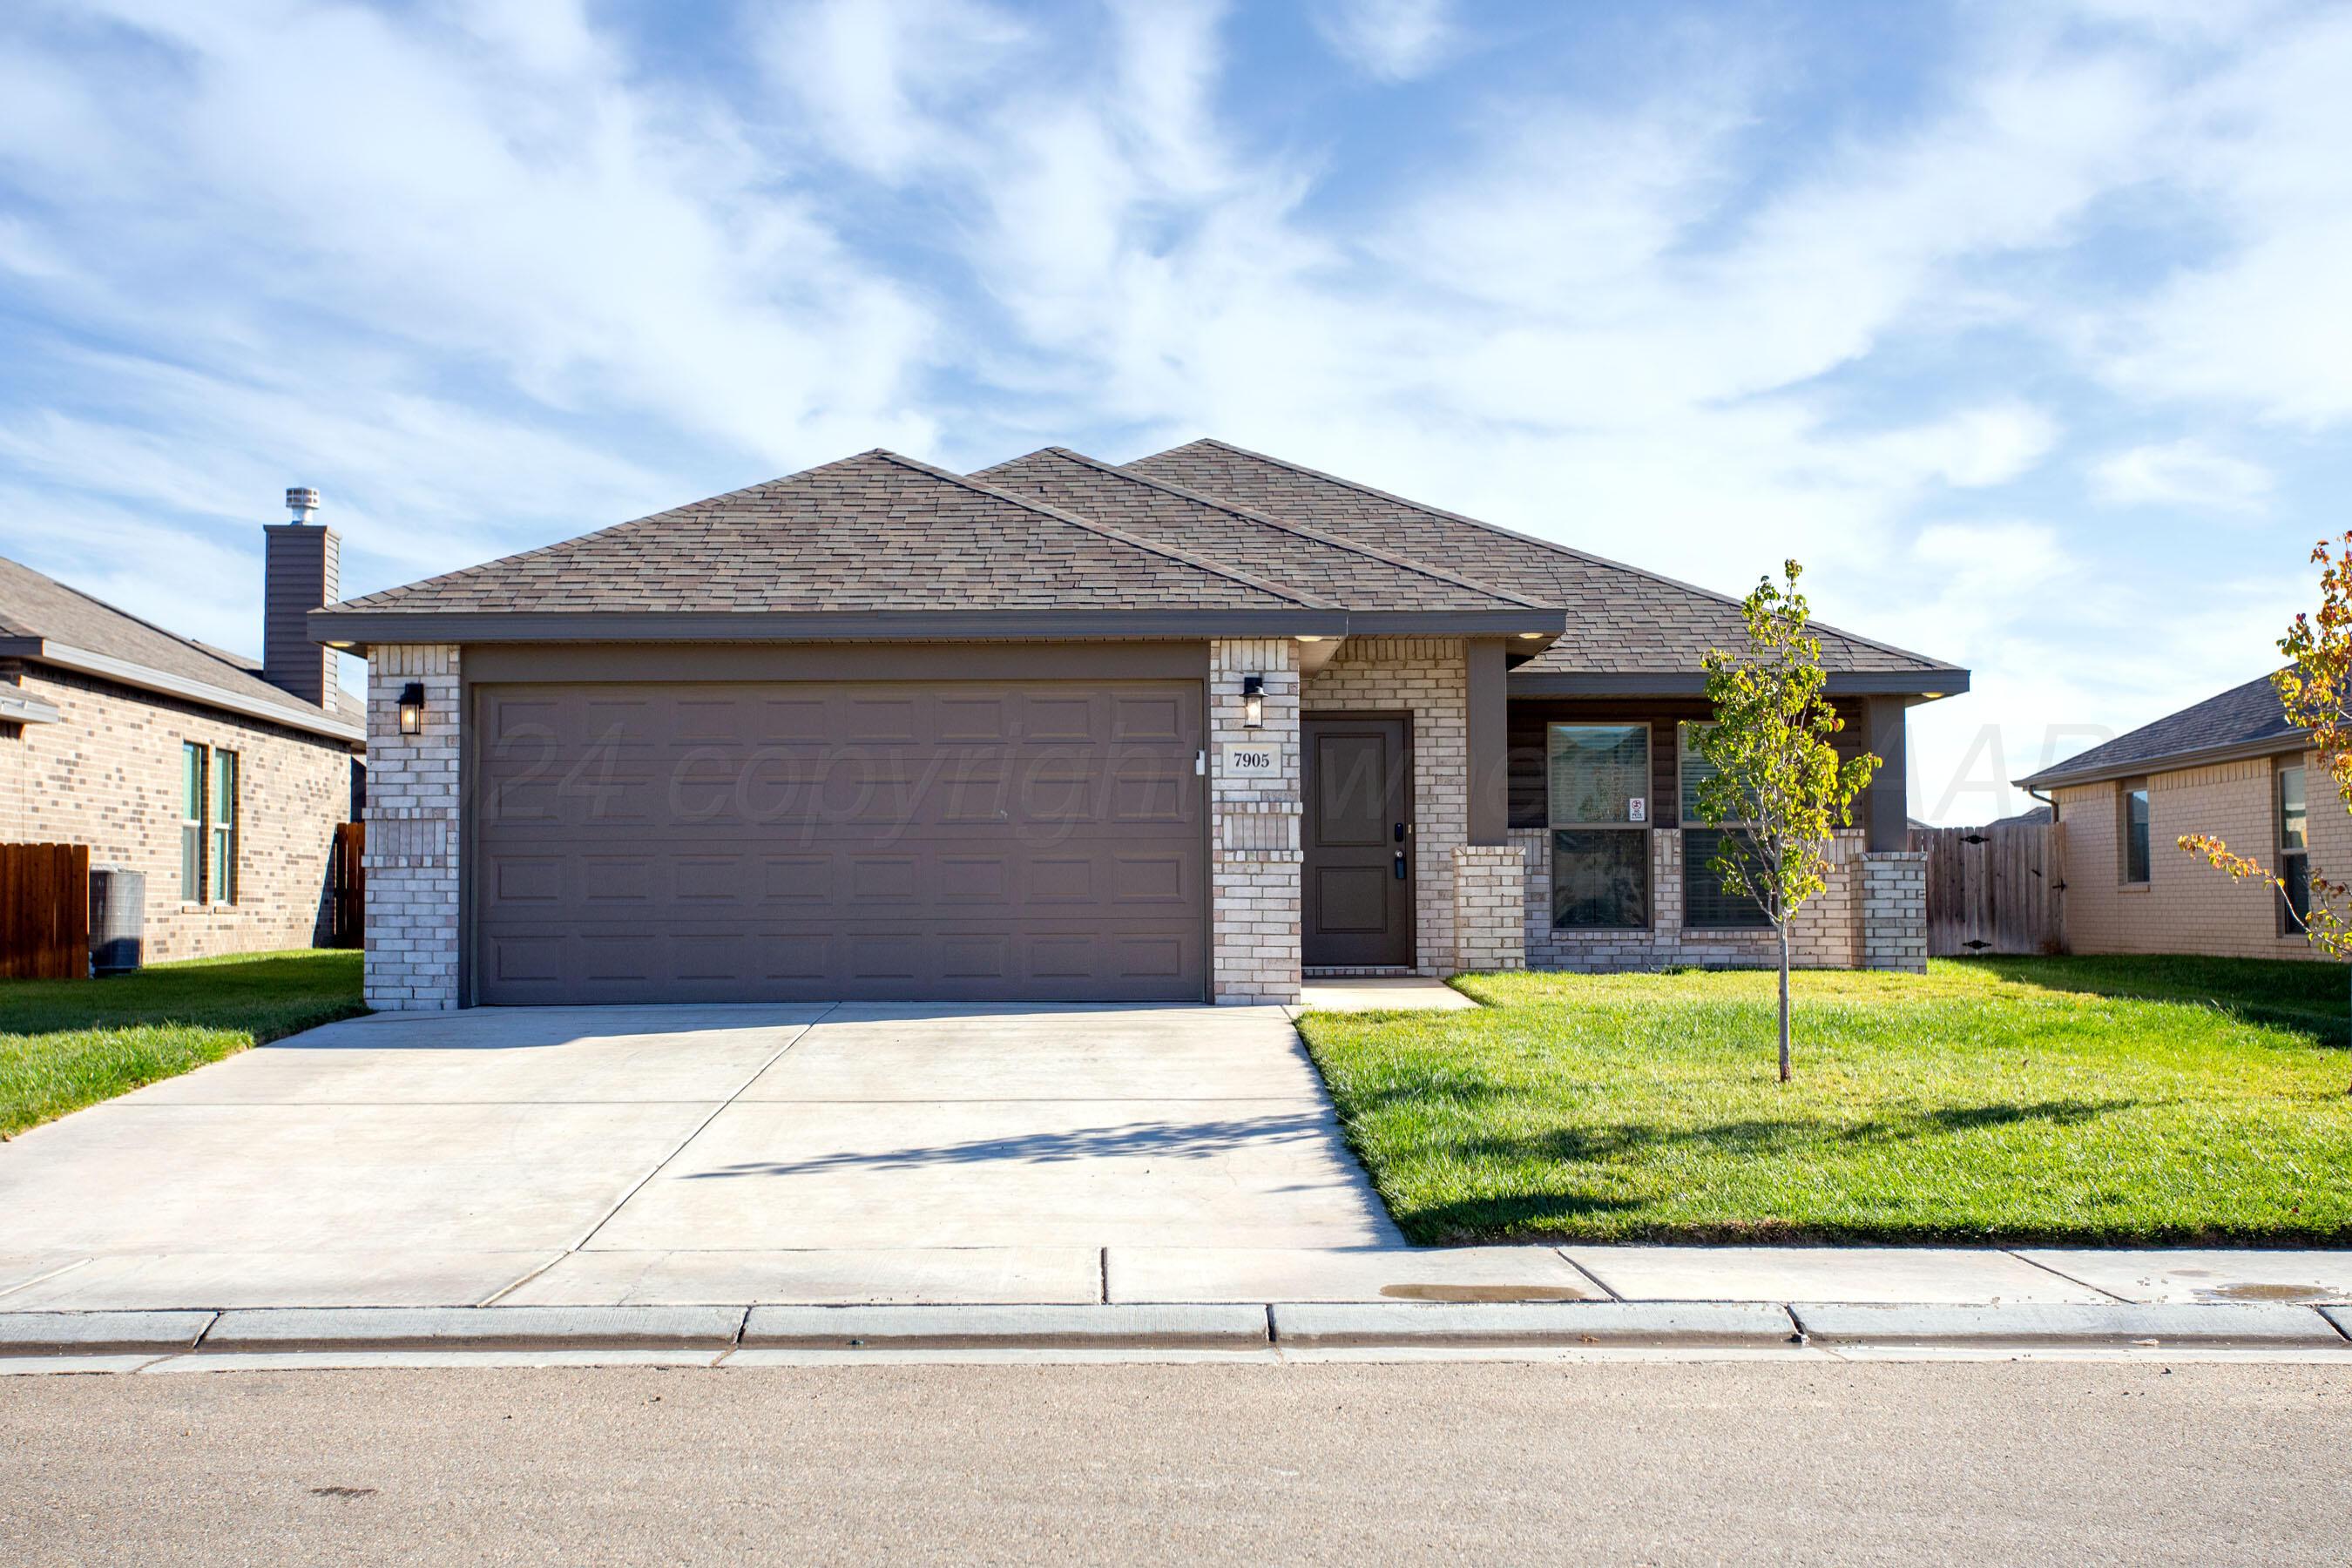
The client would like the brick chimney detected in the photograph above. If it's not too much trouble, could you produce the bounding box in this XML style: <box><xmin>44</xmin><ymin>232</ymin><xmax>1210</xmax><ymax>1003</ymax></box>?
<box><xmin>262</xmin><ymin>486</ymin><xmax>339</xmax><ymax>708</ymax></box>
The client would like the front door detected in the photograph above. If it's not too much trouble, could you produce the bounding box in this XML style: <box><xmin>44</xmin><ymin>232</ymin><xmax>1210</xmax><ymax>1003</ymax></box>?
<box><xmin>1302</xmin><ymin>715</ymin><xmax>1413</xmax><ymax>968</ymax></box>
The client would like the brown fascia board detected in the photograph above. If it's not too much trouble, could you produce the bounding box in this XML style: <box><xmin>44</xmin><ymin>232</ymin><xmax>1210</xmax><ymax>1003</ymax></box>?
<box><xmin>2014</xmin><ymin>733</ymin><xmax>2306</xmax><ymax>793</ymax></box>
<box><xmin>0</xmin><ymin>634</ymin><xmax>362</xmax><ymax>744</ymax></box>
<box><xmin>1509</xmin><ymin>668</ymin><xmax>1970</xmax><ymax>699</ymax></box>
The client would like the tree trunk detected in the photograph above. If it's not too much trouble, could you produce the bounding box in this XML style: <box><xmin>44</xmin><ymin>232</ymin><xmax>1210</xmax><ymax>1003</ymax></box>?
<box><xmin>1777</xmin><ymin>920</ymin><xmax>1793</xmax><ymax>1084</ymax></box>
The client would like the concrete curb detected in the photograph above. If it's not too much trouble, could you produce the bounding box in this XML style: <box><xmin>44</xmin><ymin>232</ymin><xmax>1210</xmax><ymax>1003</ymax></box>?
<box><xmin>2320</xmin><ymin>1306</ymin><xmax>2352</xmax><ymax>1341</ymax></box>
<box><xmin>1270</xmin><ymin>1301</ymin><xmax>1799</xmax><ymax>1348</ymax></box>
<box><xmin>198</xmin><ymin>1306</ymin><xmax>748</xmax><ymax>1353</ymax></box>
<box><xmin>0</xmin><ymin>1310</ymin><xmax>218</xmax><ymax>1356</ymax></box>
<box><xmin>740</xmin><ymin>1304</ymin><xmax>1273</xmax><ymax>1349</ymax></box>
<box><xmin>1791</xmin><ymin>1302</ymin><xmax>2347</xmax><ymax>1347</ymax></box>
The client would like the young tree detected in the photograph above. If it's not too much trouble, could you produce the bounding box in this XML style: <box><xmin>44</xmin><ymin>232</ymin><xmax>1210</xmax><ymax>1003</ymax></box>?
<box><xmin>1693</xmin><ymin>561</ymin><xmax>1882</xmax><ymax>1083</ymax></box>
<box><xmin>2180</xmin><ymin>530</ymin><xmax>2352</xmax><ymax>1090</ymax></box>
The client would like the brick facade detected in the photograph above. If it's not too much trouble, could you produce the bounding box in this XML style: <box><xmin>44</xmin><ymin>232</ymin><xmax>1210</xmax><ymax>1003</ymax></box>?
<box><xmin>1300</xmin><ymin>637</ymin><xmax>1469</xmax><ymax>975</ymax></box>
<box><xmin>0</xmin><ymin>661</ymin><xmax>358</xmax><ymax>963</ymax></box>
<box><xmin>364</xmin><ymin>645</ymin><xmax>463</xmax><ymax>1010</ymax></box>
<box><xmin>1514</xmin><ymin>825</ymin><xmax>1877</xmax><ymax>971</ymax></box>
<box><xmin>2054</xmin><ymin>752</ymin><xmax>2344</xmax><ymax>961</ymax></box>
<box><xmin>1208</xmin><ymin>638</ymin><xmax>1302</xmax><ymax>1004</ymax></box>
<box><xmin>1860</xmin><ymin>851</ymin><xmax>1928</xmax><ymax>973</ymax></box>
<box><xmin>1450</xmin><ymin>844</ymin><xmax>1525</xmax><ymax>971</ymax></box>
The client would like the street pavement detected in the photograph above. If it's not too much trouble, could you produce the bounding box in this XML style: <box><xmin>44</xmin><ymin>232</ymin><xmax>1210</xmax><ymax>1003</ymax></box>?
<box><xmin>3</xmin><ymin>1358</ymin><xmax>2346</xmax><ymax>1564</ymax></box>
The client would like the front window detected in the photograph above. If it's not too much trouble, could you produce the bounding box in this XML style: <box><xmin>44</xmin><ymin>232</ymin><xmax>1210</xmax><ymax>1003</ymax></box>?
<box><xmin>2121</xmin><ymin>780</ymin><xmax>2151</xmax><ymax>884</ymax></box>
<box><xmin>1680</xmin><ymin>722</ymin><xmax>1769</xmax><ymax>929</ymax></box>
<box><xmin>210</xmin><ymin>749</ymin><xmax>239</xmax><ymax>906</ymax></box>
<box><xmin>2280</xmin><ymin>762</ymin><xmax>2308</xmax><ymax>932</ymax></box>
<box><xmin>1548</xmin><ymin>723</ymin><xmax>1650</xmax><ymax>928</ymax></box>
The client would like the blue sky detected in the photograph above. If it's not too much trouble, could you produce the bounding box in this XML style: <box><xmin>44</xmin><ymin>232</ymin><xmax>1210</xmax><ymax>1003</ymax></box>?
<box><xmin>3</xmin><ymin>0</ymin><xmax>2347</xmax><ymax>822</ymax></box>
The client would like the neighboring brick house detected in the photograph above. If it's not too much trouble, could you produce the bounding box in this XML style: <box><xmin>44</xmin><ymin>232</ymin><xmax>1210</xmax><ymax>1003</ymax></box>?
<box><xmin>311</xmin><ymin>441</ymin><xmax>1963</xmax><ymax>1011</ymax></box>
<box><xmin>2017</xmin><ymin>672</ymin><xmax>2341</xmax><ymax>961</ymax></box>
<box><xmin>0</xmin><ymin>495</ymin><xmax>365</xmax><ymax>963</ymax></box>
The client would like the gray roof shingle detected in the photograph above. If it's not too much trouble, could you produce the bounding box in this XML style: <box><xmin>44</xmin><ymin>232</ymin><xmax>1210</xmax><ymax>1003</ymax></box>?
<box><xmin>2016</xmin><ymin>672</ymin><xmax>2300</xmax><ymax>788</ymax></box>
<box><xmin>0</xmin><ymin>554</ymin><xmax>359</xmax><ymax>728</ymax></box>
<box><xmin>329</xmin><ymin>449</ymin><xmax>1327</xmax><ymax>618</ymax></box>
<box><xmin>970</xmin><ymin>448</ymin><xmax>1551</xmax><ymax>618</ymax></box>
<box><xmin>1127</xmin><ymin>437</ymin><xmax>1958</xmax><ymax>679</ymax></box>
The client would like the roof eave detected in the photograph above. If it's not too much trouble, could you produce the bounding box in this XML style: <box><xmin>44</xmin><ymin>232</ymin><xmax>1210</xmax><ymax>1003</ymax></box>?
<box><xmin>310</xmin><ymin>607</ymin><xmax>1357</xmax><ymax>647</ymax></box>
<box><xmin>2015</xmin><ymin>732</ymin><xmax>2304</xmax><ymax>792</ymax></box>
<box><xmin>1508</xmin><ymin>668</ymin><xmax>1970</xmax><ymax>699</ymax></box>
<box><xmin>1</xmin><ymin>637</ymin><xmax>363</xmax><ymax>746</ymax></box>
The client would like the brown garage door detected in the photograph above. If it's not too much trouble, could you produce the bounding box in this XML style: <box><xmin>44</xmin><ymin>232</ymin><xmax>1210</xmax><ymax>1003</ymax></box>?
<box><xmin>471</xmin><ymin>680</ymin><xmax>1206</xmax><ymax>1004</ymax></box>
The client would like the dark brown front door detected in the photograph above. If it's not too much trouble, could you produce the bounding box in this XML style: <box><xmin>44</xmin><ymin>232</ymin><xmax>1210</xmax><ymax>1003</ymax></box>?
<box><xmin>1303</xmin><ymin>715</ymin><xmax>1412</xmax><ymax>969</ymax></box>
<box><xmin>470</xmin><ymin>679</ymin><xmax>1206</xmax><ymax>1004</ymax></box>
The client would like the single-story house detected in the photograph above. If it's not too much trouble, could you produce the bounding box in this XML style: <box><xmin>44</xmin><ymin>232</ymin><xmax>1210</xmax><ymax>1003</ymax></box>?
<box><xmin>0</xmin><ymin>492</ymin><xmax>365</xmax><ymax>961</ymax></box>
<box><xmin>311</xmin><ymin>441</ymin><xmax>1966</xmax><ymax>1010</ymax></box>
<box><xmin>2016</xmin><ymin>671</ymin><xmax>2335</xmax><ymax>960</ymax></box>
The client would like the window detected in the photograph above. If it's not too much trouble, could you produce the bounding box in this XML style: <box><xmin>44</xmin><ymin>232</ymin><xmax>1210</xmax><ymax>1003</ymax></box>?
<box><xmin>1679</xmin><ymin>723</ymin><xmax>1769</xmax><ymax>929</ymax></box>
<box><xmin>1548</xmin><ymin>724</ymin><xmax>1650</xmax><ymax>928</ymax></box>
<box><xmin>180</xmin><ymin>742</ymin><xmax>204</xmax><ymax>902</ymax></box>
<box><xmin>210</xmin><ymin>749</ymin><xmax>239</xmax><ymax>906</ymax></box>
<box><xmin>2280</xmin><ymin>762</ymin><xmax>2308</xmax><ymax>933</ymax></box>
<box><xmin>179</xmin><ymin>743</ymin><xmax>239</xmax><ymax>905</ymax></box>
<box><xmin>2121</xmin><ymin>780</ymin><xmax>2151</xmax><ymax>884</ymax></box>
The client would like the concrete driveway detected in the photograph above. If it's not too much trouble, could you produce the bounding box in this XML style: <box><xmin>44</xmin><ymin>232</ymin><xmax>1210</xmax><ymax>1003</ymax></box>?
<box><xmin>0</xmin><ymin>1003</ymin><xmax>1397</xmax><ymax>1311</ymax></box>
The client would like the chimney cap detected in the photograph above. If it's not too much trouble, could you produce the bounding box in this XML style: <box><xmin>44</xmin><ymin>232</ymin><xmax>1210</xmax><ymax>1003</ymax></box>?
<box><xmin>286</xmin><ymin>486</ymin><xmax>321</xmax><ymax>521</ymax></box>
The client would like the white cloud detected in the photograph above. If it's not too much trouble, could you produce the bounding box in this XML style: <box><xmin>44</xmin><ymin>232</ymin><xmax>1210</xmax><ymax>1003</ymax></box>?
<box><xmin>1310</xmin><ymin>0</ymin><xmax>1460</xmax><ymax>81</ymax></box>
<box><xmin>2091</xmin><ymin>439</ymin><xmax>2273</xmax><ymax>514</ymax></box>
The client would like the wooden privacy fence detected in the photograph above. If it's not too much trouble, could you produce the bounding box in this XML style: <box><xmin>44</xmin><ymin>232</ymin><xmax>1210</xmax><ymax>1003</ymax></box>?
<box><xmin>0</xmin><ymin>841</ymin><xmax>91</xmax><ymax>980</ymax></box>
<box><xmin>1913</xmin><ymin>821</ymin><xmax>2064</xmax><ymax>956</ymax></box>
<box><xmin>328</xmin><ymin>821</ymin><xmax>365</xmax><ymax>949</ymax></box>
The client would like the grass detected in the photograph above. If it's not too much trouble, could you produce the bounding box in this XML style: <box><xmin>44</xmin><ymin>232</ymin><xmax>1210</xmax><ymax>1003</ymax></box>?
<box><xmin>0</xmin><ymin>949</ymin><xmax>364</xmax><ymax>1139</ymax></box>
<box><xmin>1295</xmin><ymin>956</ymin><xmax>2352</xmax><ymax>1247</ymax></box>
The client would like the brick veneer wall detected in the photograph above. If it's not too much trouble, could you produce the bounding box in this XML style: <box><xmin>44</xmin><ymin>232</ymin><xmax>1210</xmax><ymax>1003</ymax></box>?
<box><xmin>2055</xmin><ymin>752</ymin><xmax>2347</xmax><ymax>960</ymax></box>
<box><xmin>1451</xmin><ymin>844</ymin><xmax>1525</xmax><ymax>972</ymax></box>
<box><xmin>1208</xmin><ymin>639</ymin><xmax>1301</xmax><ymax>1004</ymax></box>
<box><xmin>1515</xmin><ymin>826</ymin><xmax>1869</xmax><ymax>971</ymax></box>
<box><xmin>1301</xmin><ymin>637</ymin><xmax>1467</xmax><ymax>975</ymax></box>
<box><xmin>0</xmin><ymin>660</ymin><xmax>357</xmax><ymax>962</ymax></box>
<box><xmin>1860</xmin><ymin>852</ymin><xmax>1927</xmax><ymax>973</ymax></box>
<box><xmin>364</xmin><ymin>645</ymin><xmax>462</xmax><ymax>1010</ymax></box>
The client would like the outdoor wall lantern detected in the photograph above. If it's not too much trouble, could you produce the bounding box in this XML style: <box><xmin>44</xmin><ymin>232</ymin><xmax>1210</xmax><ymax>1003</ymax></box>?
<box><xmin>1240</xmin><ymin>674</ymin><xmax>1265</xmax><ymax>729</ymax></box>
<box><xmin>397</xmin><ymin>681</ymin><xmax>427</xmax><ymax>736</ymax></box>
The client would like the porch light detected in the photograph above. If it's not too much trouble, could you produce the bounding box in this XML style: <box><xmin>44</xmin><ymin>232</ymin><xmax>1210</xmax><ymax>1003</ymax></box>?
<box><xmin>1240</xmin><ymin>674</ymin><xmax>1265</xmax><ymax>729</ymax></box>
<box><xmin>397</xmin><ymin>681</ymin><xmax>426</xmax><ymax>736</ymax></box>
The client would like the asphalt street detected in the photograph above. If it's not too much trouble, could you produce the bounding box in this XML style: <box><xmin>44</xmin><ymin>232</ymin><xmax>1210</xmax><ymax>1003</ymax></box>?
<box><xmin>3</xmin><ymin>1359</ymin><xmax>2347</xmax><ymax>1564</ymax></box>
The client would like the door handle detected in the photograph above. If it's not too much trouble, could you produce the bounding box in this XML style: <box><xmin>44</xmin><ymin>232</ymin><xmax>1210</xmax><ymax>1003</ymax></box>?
<box><xmin>1393</xmin><ymin>851</ymin><xmax>1407</xmax><ymax>880</ymax></box>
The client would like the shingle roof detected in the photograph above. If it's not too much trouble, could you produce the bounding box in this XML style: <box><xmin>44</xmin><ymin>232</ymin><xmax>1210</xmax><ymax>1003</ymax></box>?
<box><xmin>329</xmin><ymin>449</ymin><xmax>1326</xmax><ymax>618</ymax></box>
<box><xmin>970</xmin><ymin>448</ymin><xmax>1551</xmax><ymax>618</ymax></box>
<box><xmin>1127</xmin><ymin>437</ymin><xmax>1958</xmax><ymax>679</ymax></box>
<box><xmin>0</xmin><ymin>554</ymin><xmax>359</xmax><ymax>729</ymax></box>
<box><xmin>2016</xmin><ymin>672</ymin><xmax>2301</xmax><ymax>788</ymax></box>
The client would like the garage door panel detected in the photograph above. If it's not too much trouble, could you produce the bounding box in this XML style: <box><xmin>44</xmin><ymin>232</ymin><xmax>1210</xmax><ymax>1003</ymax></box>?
<box><xmin>473</xmin><ymin>679</ymin><xmax>1205</xmax><ymax>1004</ymax></box>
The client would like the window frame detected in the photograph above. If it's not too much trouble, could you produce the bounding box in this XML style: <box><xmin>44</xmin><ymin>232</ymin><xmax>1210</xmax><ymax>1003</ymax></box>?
<box><xmin>2278</xmin><ymin>760</ymin><xmax>2308</xmax><ymax>936</ymax></box>
<box><xmin>1544</xmin><ymin>721</ymin><xmax>1652</xmax><ymax>930</ymax></box>
<box><xmin>1677</xmin><ymin>721</ymin><xmax>1772</xmax><ymax>930</ymax></box>
<box><xmin>2120</xmin><ymin>778</ymin><xmax>2151</xmax><ymax>886</ymax></box>
<box><xmin>179</xmin><ymin>742</ymin><xmax>240</xmax><ymax>906</ymax></box>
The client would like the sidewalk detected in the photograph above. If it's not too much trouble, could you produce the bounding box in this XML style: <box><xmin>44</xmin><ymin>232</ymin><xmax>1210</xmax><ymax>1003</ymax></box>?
<box><xmin>4</xmin><ymin>1245</ymin><xmax>2348</xmax><ymax>1372</ymax></box>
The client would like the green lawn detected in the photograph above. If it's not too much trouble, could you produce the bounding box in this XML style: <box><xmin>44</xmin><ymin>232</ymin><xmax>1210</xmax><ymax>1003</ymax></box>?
<box><xmin>0</xmin><ymin>950</ymin><xmax>365</xmax><ymax>1139</ymax></box>
<box><xmin>1296</xmin><ymin>956</ymin><xmax>2352</xmax><ymax>1246</ymax></box>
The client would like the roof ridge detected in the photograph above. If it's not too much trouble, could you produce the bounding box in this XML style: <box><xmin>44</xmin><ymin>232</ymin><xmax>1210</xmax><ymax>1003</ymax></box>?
<box><xmin>993</xmin><ymin>447</ymin><xmax>1551</xmax><ymax>612</ymax></box>
<box><xmin>1154</xmin><ymin>437</ymin><xmax>1957</xmax><ymax>672</ymax></box>
<box><xmin>870</xmin><ymin>450</ymin><xmax>1338</xmax><ymax>612</ymax></box>
<box><xmin>0</xmin><ymin>553</ymin><xmax>325</xmax><ymax>714</ymax></box>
